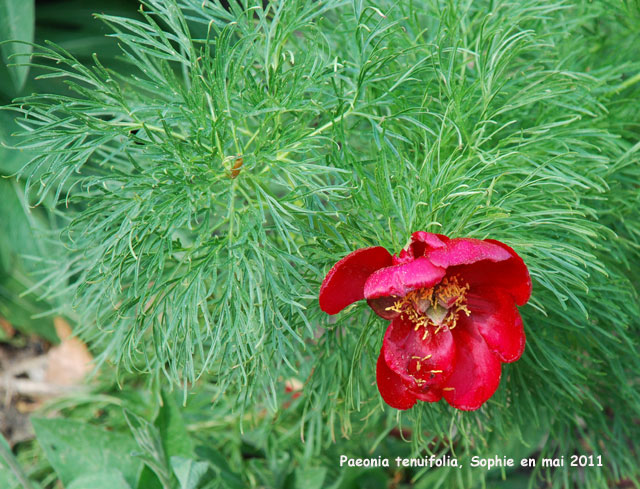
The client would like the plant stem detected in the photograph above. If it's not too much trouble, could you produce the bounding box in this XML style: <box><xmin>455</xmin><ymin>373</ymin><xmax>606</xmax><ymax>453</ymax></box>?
<box><xmin>306</xmin><ymin>108</ymin><xmax>354</xmax><ymax>140</ymax></box>
<box><xmin>606</xmin><ymin>72</ymin><xmax>640</xmax><ymax>95</ymax></box>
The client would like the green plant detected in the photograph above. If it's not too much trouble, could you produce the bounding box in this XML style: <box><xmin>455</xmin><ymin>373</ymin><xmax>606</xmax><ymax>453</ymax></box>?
<box><xmin>2</xmin><ymin>0</ymin><xmax>639</xmax><ymax>487</ymax></box>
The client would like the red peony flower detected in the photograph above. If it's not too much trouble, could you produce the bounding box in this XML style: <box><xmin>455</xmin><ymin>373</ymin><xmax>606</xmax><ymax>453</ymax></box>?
<box><xmin>319</xmin><ymin>231</ymin><xmax>531</xmax><ymax>411</ymax></box>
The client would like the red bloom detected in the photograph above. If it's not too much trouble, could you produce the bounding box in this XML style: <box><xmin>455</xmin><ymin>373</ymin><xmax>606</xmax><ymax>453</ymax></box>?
<box><xmin>319</xmin><ymin>232</ymin><xmax>531</xmax><ymax>411</ymax></box>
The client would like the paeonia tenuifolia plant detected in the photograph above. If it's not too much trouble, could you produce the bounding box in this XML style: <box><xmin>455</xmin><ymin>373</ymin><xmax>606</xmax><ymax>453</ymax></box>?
<box><xmin>319</xmin><ymin>231</ymin><xmax>531</xmax><ymax>411</ymax></box>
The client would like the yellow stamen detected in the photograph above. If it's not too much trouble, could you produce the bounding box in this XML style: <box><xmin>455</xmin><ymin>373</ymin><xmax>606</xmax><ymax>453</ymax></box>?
<box><xmin>384</xmin><ymin>276</ymin><xmax>470</xmax><ymax>340</ymax></box>
<box><xmin>412</xmin><ymin>354</ymin><xmax>432</xmax><ymax>362</ymax></box>
<box><xmin>456</xmin><ymin>302</ymin><xmax>471</xmax><ymax>316</ymax></box>
<box><xmin>385</xmin><ymin>301</ymin><xmax>404</xmax><ymax>313</ymax></box>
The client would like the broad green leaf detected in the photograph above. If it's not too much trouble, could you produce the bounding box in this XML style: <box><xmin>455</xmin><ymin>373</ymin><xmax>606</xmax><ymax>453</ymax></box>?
<box><xmin>329</xmin><ymin>467</ymin><xmax>388</xmax><ymax>489</ymax></box>
<box><xmin>124</xmin><ymin>410</ymin><xmax>172</xmax><ymax>489</ymax></box>
<box><xmin>67</xmin><ymin>471</ymin><xmax>132</xmax><ymax>489</ymax></box>
<box><xmin>136</xmin><ymin>467</ymin><xmax>163</xmax><ymax>489</ymax></box>
<box><xmin>170</xmin><ymin>456</ymin><xmax>209</xmax><ymax>489</ymax></box>
<box><xmin>0</xmin><ymin>178</ymin><xmax>56</xmax><ymax>341</ymax></box>
<box><xmin>294</xmin><ymin>467</ymin><xmax>327</xmax><ymax>489</ymax></box>
<box><xmin>34</xmin><ymin>0</ymin><xmax>134</xmax><ymax>59</ymax></box>
<box><xmin>0</xmin><ymin>434</ymin><xmax>20</xmax><ymax>489</ymax></box>
<box><xmin>31</xmin><ymin>418</ymin><xmax>142</xmax><ymax>488</ymax></box>
<box><xmin>0</xmin><ymin>0</ymin><xmax>34</xmax><ymax>92</ymax></box>
<box><xmin>0</xmin><ymin>178</ymin><xmax>39</xmax><ymax>272</ymax></box>
<box><xmin>0</xmin><ymin>112</ymin><xmax>36</xmax><ymax>176</ymax></box>
<box><xmin>195</xmin><ymin>446</ymin><xmax>244</xmax><ymax>489</ymax></box>
<box><xmin>0</xmin><ymin>467</ymin><xmax>19</xmax><ymax>489</ymax></box>
<box><xmin>157</xmin><ymin>390</ymin><xmax>194</xmax><ymax>459</ymax></box>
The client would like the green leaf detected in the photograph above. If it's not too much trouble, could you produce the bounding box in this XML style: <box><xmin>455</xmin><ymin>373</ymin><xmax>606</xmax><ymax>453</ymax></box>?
<box><xmin>34</xmin><ymin>0</ymin><xmax>134</xmax><ymax>60</ymax></box>
<box><xmin>170</xmin><ymin>456</ymin><xmax>208</xmax><ymax>489</ymax></box>
<box><xmin>67</xmin><ymin>471</ymin><xmax>132</xmax><ymax>489</ymax></box>
<box><xmin>0</xmin><ymin>467</ymin><xmax>19</xmax><ymax>489</ymax></box>
<box><xmin>294</xmin><ymin>467</ymin><xmax>326</xmax><ymax>489</ymax></box>
<box><xmin>0</xmin><ymin>0</ymin><xmax>34</xmax><ymax>92</ymax></box>
<box><xmin>136</xmin><ymin>467</ymin><xmax>163</xmax><ymax>489</ymax></box>
<box><xmin>195</xmin><ymin>446</ymin><xmax>244</xmax><ymax>489</ymax></box>
<box><xmin>0</xmin><ymin>112</ymin><xmax>36</xmax><ymax>176</ymax></box>
<box><xmin>0</xmin><ymin>434</ymin><xmax>22</xmax><ymax>489</ymax></box>
<box><xmin>156</xmin><ymin>390</ymin><xmax>194</xmax><ymax>460</ymax></box>
<box><xmin>0</xmin><ymin>177</ymin><xmax>56</xmax><ymax>341</ymax></box>
<box><xmin>0</xmin><ymin>179</ymin><xmax>39</xmax><ymax>272</ymax></box>
<box><xmin>124</xmin><ymin>410</ymin><xmax>173</xmax><ymax>489</ymax></box>
<box><xmin>31</xmin><ymin>417</ymin><xmax>142</xmax><ymax>488</ymax></box>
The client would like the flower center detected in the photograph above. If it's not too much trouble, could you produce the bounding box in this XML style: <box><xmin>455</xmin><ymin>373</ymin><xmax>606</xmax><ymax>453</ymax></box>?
<box><xmin>386</xmin><ymin>276</ymin><xmax>471</xmax><ymax>340</ymax></box>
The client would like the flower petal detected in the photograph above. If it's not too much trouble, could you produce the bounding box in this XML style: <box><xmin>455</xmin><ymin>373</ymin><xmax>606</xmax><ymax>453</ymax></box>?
<box><xmin>366</xmin><ymin>296</ymin><xmax>401</xmax><ymax>320</ymax></box>
<box><xmin>319</xmin><ymin>247</ymin><xmax>393</xmax><ymax>315</ymax></box>
<box><xmin>432</xmin><ymin>239</ymin><xmax>531</xmax><ymax>306</ymax></box>
<box><xmin>427</xmin><ymin>237</ymin><xmax>512</xmax><ymax>268</ymax></box>
<box><xmin>376</xmin><ymin>350</ymin><xmax>417</xmax><ymax>410</ymax></box>
<box><xmin>466</xmin><ymin>286</ymin><xmax>526</xmax><ymax>363</ymax></box>
<box><xmin>383</xmin><ymin>315</ymin><xmax>456</xmax><ymax>389</ymax></box>
<box><xmin>442</xmin><ymin>324</ymin><xmax>502</xmax><ymax>411</ymax></box>
<box><xmin>395</xmin><ymin>231</ymin><xmax>448</xmax><ymax>264</ymax></box>
<box><xmin>364</xmin><ymin>257</ymin><xmax>446</xmax><ymax>300</ymax></box>
<box><xmin>483</xmin><ymin>239</ymin><xmax>531</xmax><ymax>305</ymax></box>
<box><xmin>410</xmin><ymin>386</ymin><xmax>443</xmax><ymax>403</ymax></box>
